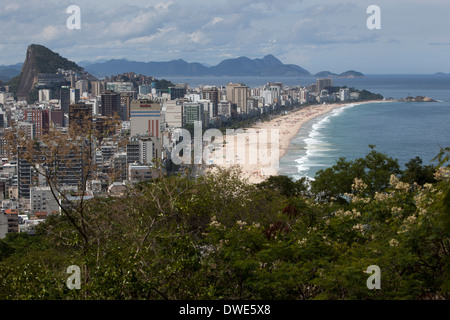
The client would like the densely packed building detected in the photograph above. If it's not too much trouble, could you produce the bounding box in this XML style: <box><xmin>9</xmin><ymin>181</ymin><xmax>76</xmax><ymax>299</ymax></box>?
<box><xmin>0</xmin><ymin>70</ymin><xmax>358</xmax><ymax>237</ymax></box>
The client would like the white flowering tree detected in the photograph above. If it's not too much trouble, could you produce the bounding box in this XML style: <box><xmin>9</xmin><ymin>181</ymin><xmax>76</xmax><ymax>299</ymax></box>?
<box><xmin>0</xmin><ymin>148</ymin><xmax>448</xmax><ymax>299</ymax></box>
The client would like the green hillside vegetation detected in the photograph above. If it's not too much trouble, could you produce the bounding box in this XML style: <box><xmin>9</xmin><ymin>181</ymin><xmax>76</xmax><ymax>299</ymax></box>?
<box><xmin>0</xmin><ymin>146</ymin><xmax>448</xmax><ymax>300</ymax></box>
<box><xmin>337</xmin><ymin>86</ymin><xmax>384</xmax><ymax>101</ymax></box>
<box><xmin>6</xmin><ymin>44</ymin><xmax>83</xmax><ymax>102</ymax></box>
<box><xmin>28</xmin><ymin>44</ymin><xmax>83</xmax><ymax>74</ymax></box>
<box><xmin>5</xmin><ymin>73</ymin><xmax>22</xmax><ymax>93</ymax></box>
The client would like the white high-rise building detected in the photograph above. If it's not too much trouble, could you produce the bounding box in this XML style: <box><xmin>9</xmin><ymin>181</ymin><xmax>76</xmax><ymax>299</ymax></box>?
<box><xmin>218</xmin><ymin>100</ymin><xmax>232</xmax><ymax>117</ymax></box>
<box><xmin>261</xmin><ymin>90</ymin><xmax>273</xmax><ymax>105</ymax></box>
<box><xmin>339</xmin><ymin>88</ymin><xmax>350</xmax><ymax>101</ymax></box>
<box><xmin>164</xmin><ymin>100</ymin><xmax>183</xmax><ymax>128</ymax></box>
<box><xmin>75</xmin><ymin>80</ymin><xmax>89</xmax><ymax>96</ymax></box>
<box><xmin>300</xmin><ymin>89</ymin><xmax>310</xmax><ymax>103</ymax></box>
<box><xmin>130</xmin><ymin>99</ymin><xmax>163</xmax><ymax>138</ymax></box>
<box><xmin>38</xmin><ymin>89</ymin><xmax>51</xmax><ymax>102</ymax></box>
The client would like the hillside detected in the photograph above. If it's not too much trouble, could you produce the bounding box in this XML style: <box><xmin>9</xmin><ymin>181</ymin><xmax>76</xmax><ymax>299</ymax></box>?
<box><xmin>314</xmin><ymin>70</ymin><xmax>364</xmax><ymax>78</ymax></box>
<box><xmin>314</xmin><ymin>71</ymin><xmax>338</xmax><ymax>77</ymax></box>
<box><xmin>7</xmin><ymin>44</ymin><xmax>84</xmax><ymax>101</ymax></box>
<box><xmin>338</xmin><ymin>70</ymin><xmax>364</xmax><ymax>78</ymax></box>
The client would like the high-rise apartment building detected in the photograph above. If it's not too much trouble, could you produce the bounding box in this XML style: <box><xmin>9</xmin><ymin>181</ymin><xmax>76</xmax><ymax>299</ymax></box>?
<box><xmin>101</xmin><ymin>90</ymin><xmax>121</xmax><ymax>117</ymax></box>
<box><xmin>91</xmin><ymin>81</ymin><xmax>105</xmax><ymax>96</ymax></box>
<box><xmin>120</xmin><ymin>92</ymin><xmax>133</xmax><ymax>121</ymax></box>
<box><xmin>130</xmin><ymin>99</ymin><xmax>162</xmax><ymax>138</ymax></box>
<box><xmin>164</xmin><ymin>100</ymin><xmax>183</xmax><ymax>128</ymax></box>
<box><xmin>69</xmin><ymin>103</ymin><xmax>93</xmax><ymax>128</ymax></box>
<box><xmin>339</xmin><ymin>88</ymin><xmax>350</xmax><ymax>101</ymax></box>
<box><xmin>316</xmin><ymin>78</ymin><xmax>333</xmax><ymax>93</ymax></box>
<box><xmin>70</xmin><ymin>88</ymin><xmax>81</xmax><ymax>104</ymax></box>
<box><xmin>76</xmin><ymin>80</ymin><xmax>89</xmax><ymax>95</ymax></box>
<box><xmin>169</xmin><ymin>86</ymin><xmax>187</xmax><ymax>100</ymax></box>
<box><xmin>300</xmin><ymin>88</ymin><xmax>310</xmax><ymax>103</ymax></box>
<box><xmin>38</xmin><ymin>89</ymin><xmax>51</xmax><ymax>102</ymax></box>
<box><xmin>50</xmin><ymin>109</ymin><xmax>64</xmax><ymax>127</ymax></box>
<box><xmin>60</xmin><ymin>86</ymin><xmax>71</xmax><ymax>114</ymax></box>
<box><xmin>17</xmin><ymin>146</ymin><xmax>35</xmax><ymax>199</ymax></box>
<box><xmin>218</xmin><ymin>100</ymin><xmax>232</xmax><ymax>118</ymax></box>
<box><xmin>24</xmin><ymin>108</ymin><xmax>49</xmax><ymax>138</ymax></box>
<box><xmin>202</xmin><ymin>87</ymin><xmax>219</xmax><ymax>117</ymax></box>
<box><xmin>183</xmin><ymin>102</ymin><xmax>206</xmax><ymax>127</ymax></box>
<box><xmin>226</xmin><ymin>83</ymin><xmax>249</xmax><ymax>114</ymax></box>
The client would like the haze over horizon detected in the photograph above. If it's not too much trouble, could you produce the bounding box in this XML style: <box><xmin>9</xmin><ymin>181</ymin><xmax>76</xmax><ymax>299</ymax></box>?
<box><xmin>1</xmin><ymin>0</ymin><xmax>449</xmax><ymax>74</ymax></box>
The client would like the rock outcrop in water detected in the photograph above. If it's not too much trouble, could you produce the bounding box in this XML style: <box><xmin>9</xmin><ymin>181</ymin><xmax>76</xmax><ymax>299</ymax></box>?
<box><xmin>402</xmin><ymin>96</ymin><xmax>437</xmax><ymax>102</ymax></box>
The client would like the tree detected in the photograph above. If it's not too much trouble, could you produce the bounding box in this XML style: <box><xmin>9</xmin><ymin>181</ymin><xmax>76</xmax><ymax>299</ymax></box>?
<box><xmin>0</xmin><ymin>147</ymin><xmax>448</xmax><ymax>300</ymax></box>
<box><xmin>401</xmin><ymin>156</ymin><xmax>436</xmax><ymax>185</ymax></box>
<box><xmin>6</xmin><ymin>112</ymin><xmax>122</xmax><ymax>256</ymax></box>
<box><xmin>256</xmin><ymin>175</ymin><xmax>310</xmax><ymax>198</ymax></box>
<box><xmin>311</xmin><ymin>145</ymin><xmax>401</xmax><ymax>202</ymax></box>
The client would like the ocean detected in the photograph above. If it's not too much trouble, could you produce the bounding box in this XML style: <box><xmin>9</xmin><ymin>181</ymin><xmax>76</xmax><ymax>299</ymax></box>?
<box><xmin>162</xmin><ymin>74</ymin><xmax>450</xmax><ymax>180</ymax></box>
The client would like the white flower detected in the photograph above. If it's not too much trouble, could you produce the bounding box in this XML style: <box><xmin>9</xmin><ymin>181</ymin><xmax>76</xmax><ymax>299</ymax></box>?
<box><xmin>391</xmin><ymin>207</ymin><xmax>402</xmax><ymax>214</ymax></box>
<box><xmin>405</xmin><ymin>215</ymin><xmax>417</xmax><ymax>224</ymax></box>
<box><xmin>389</xmin><ymin>238</ymin><xmax>399</xmax><ymax>247</ymax></box>
<box><xmin>389</xmin><ymin>174</ymin><xmax>400</xmax><ymax>188</ymax></box>
<box><xmin>335</xmin><ymin>209</ymin><xmax>360</xmax><ymax>219</ymax></box>
<box><xmin>389</xmin><ymin>174</ymin><xmax>410</xmax><ymax>191</ymax></box>
<box><xmin>352</xmin><ymin>177</ymin><xmax>368</xmax><ymax>192</ymax></box>
<box><xmin>423</xmin><ymin>183</ymin><xmax>433</xmax><ymax>190</ymax></box>
<box><xmin>236</xmin><ymin>220</ymin><xmax>247</xmax><ymax>229</ymax></box>
<box><xmin>434</xmin><ymin>167</ymin><xmax>450</xmax><ymax>181</ymax></box>
<box><xmin>252</xmin><ymin>222</ymin><xmax>261</xmax><ymax>229</ymax></box>
<box><xmin>374</xmin><ymin>192</ymin><xmax>389</xmax><ymax>202</ymax></box>
<box><xmin>209</xmin><ymin>216</ymin><xmax>221</xmax><ymax>227</ymax></box>
<box><xmin>352</xmin><ymin>178</ymin><xmax>367</xmax><ymax>191</ymax></box>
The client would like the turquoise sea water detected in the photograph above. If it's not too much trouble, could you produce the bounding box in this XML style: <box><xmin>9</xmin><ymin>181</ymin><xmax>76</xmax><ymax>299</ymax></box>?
<box><xmin>162</xmin><ymin>74</ymin><xmax>450</xmax><ymax>180</ymax></box>
<box><xmin>278</xmin><ymin>100</ymin><xmax>450</xmax><ymax>180</ymax></box>
<box><xmin>276</xmin><ymin>75</ymin><xmax>450</xmax><ymax>180</ymax></box>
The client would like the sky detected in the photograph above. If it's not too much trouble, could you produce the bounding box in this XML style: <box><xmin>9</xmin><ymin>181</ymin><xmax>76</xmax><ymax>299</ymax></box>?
<box><xmin>0</xmin><ymin>0</ymin><xmax>449</xmax><ymax>74</ymax></box>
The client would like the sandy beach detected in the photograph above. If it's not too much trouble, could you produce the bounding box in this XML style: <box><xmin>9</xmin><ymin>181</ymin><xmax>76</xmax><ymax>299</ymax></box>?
<box><xmin>207</xmin><ymin>100</ymin><xmax>387</xmax><ymax>184</ymax></box>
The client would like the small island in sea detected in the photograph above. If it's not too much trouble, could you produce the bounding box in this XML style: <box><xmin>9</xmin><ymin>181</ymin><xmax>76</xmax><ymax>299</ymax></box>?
<box><xmin>401</xmin><ymin>95</ymin><xmax>437</xmax><ymax>102</ymax></box>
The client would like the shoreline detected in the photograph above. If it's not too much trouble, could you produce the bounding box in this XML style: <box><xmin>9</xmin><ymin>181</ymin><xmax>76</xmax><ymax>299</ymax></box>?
<box><xmin>208</xmin><ymin>99</ymin><xmax>393</xmax><ymax>184</ymax></box>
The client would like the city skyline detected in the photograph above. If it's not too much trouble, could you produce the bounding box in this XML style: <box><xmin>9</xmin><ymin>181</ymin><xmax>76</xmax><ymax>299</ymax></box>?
<box><xmin>0</xmin><ymin>0</ymin><xmax>449</xmax><ymax>74</ymax></box>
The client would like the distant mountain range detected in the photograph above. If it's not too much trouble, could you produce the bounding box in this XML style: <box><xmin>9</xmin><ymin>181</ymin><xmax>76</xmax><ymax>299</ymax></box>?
<box><xmin>82</xmin><ymin>56</ymin><xmax>367</xmax><ymax>79</ymax></box>
<box><xmin>83</xmin><ymin>54</ymin><xmax>313</xmax><ymax>78</ymax></box>
<box><xmin>1</xmin><ymin>44</ymin><xmax>370</xmax><ymax>103</ymax></box>
<box><xmin>0</xmin><ymin>63</ymin><xmax>22</xmax><ymax>82</ymax></box>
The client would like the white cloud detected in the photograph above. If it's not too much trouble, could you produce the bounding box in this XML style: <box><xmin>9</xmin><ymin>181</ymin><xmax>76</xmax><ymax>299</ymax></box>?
<box><xmin>38</xmin><ymin>25</ymin><xmax>62</xmax><ymax>42</ymax></box>
<box><xmin>209</xmin><ymin>17</ymin><xmax>224</xmax><ymax>26</ymax></box>
<box><xmin>0</xmin><ymin>0</ymin><xmax>448</xmax><ymax>73</ymax></box>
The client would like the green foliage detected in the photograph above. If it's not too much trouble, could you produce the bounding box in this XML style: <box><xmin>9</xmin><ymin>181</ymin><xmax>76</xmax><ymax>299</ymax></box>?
<box><xmin>6</xmin><ymin>73</ymin><xmax>22</xmax><ymax>93</ymax></box>
<box><xmin>0</xmin><ymin>149</ymin><xmax>448</xmax><ymax>300</ymax></box>
<box><xmin>154</xmin><ymin>79</ymin><xmax>174</xmax><ymax>90</ymax></box>
<box><xmin>357</xmin><ymin>89</ymin><xmax>384</xmax><ymax>101</ymax></box>
<box><xmin>29</xmin><ymin>44</ymin><xmax>83</xmax><ymax>74</ymax></box>
<box><xmin>256</xmin><ymin>175</ymin><xmax>310</xmax><ymax>198</ymax></box>
<box><xmin>401</xmin><ymin>156</ymin><xmax>437</xmax><ymax>185</ymax></box>
<box><xmin>311</xmin><ymin>146</ymin><xmax>401</xmax><ymax>201</ymax></box>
